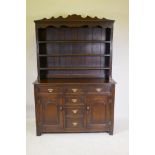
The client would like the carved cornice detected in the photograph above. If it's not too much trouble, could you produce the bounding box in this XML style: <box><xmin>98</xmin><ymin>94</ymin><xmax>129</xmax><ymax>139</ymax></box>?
<box><xmin>34</xmin><ymin>14</ymin><xmax>114</xmax><ymax>28</ymax></box>
<box><xmin>34</xmin><ymin>14</ymin><xmax>114</xmax><ymax>22</ymax></box>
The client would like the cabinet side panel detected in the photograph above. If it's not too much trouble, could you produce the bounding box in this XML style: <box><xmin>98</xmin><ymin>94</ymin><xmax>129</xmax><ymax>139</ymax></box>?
<box><xmin>34</xmin><ymin>84</ymin><xmax>41</xmax><ymax>136</ymax></box>
<box><xmin>110</xmin><ymin>84</ymin><xmax>115</xmax><ymax>134</ymax></box>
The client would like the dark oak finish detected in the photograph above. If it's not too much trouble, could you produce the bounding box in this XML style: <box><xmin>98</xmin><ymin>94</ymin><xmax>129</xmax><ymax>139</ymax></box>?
<box><xmin>33</xmin><ymin>15</ymin><xmax>116</xmax><ymax>136</ymax></box>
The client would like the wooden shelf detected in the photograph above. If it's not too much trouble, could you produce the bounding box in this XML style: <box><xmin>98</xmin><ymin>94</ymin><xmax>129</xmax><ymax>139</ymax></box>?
<box><xmin>41</xmin><ymin>74</ymin><xmax>108</xmax><ymax>78</ymax></box>
<box><xmin>38</xmin><ymin>40</ymin><xmax>111</xmax><ymax>43</ymax></box>
<box><xmin>39</xmin><ymin>54</ymin><xmax>110</xmax><ymax>57</ymax></box>
<box><xmin>40</xmin><ymin>67</ymin><xmax>110</xmax><ymax>70</ymax></box>
<box><xmin>35</xmin><ymin>16</ymin><xmax>113</xmax><ymax>79</ymax></box>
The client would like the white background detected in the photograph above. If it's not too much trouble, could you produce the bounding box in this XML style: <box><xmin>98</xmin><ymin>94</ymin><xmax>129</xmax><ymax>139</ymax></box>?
<box><xmin>0</xmin><ymin>0</ymin><xmax>155</xmax><ymax>155</ymax></box>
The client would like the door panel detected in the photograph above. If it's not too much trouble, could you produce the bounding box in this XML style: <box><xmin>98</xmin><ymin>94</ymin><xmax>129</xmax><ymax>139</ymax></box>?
<box><xmin>40</xmin><ymin>95</ymin><xmax>63</xmax><ymax>129</ymax></box>
<box><xmin>86</xmin><ymin>95</ymin><xmax>111</xmax><ymax>129</ymax></box>
<box><xmin>91</xmin><ymin>102</ymin><xmax>106</xmax><ymax>124</ymax></box>
<box><xmin>43</xmin><ymin>100</ymin><xmax>59</xmax><ymax>125</ymax></box>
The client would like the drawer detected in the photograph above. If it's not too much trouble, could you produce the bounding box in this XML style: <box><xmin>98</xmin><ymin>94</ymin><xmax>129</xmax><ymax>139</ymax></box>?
<box><xmin>87</xmin><ymin>84</ymin><xmax>111</xmax><ymax>94</ymax></box>
<box><xmin>39</xmin><ymin>95</ymin><xmax>63</xmax><ymax>106</ymax></box>
<box><xmin>86</xmin><ymin>95</ymin><xmax>112</xmax><ymax>104</ymax></box>
<box><xmin>38</xmin><ymin>86</ymin><xmax>63</xmax><ymax>94</ymax></box>
<box><xmin>65</xmin><ymin>95</ymin><xmax>84</xmax><ymax>105</ymax></box>
<box><xmin>65</xmin><ymin>118</ymin><xmax>84</xmax><ymax>128</ymax></box>
<box><xmin>64</xmin><ymin>107</ymin><xmax>84</xmax><ymax>118</ymax></box>
<box><xmin>65</xmin><ymin>86</ymin><xmax>85</xmax><ymax>94</ymax></box>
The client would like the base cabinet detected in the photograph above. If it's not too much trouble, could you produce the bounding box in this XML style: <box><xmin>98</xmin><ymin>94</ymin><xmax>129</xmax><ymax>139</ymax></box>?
<box><xmin>34</xmin><ymin>81</ymin><xmax>115</xmax><ymax>136</ymax></box>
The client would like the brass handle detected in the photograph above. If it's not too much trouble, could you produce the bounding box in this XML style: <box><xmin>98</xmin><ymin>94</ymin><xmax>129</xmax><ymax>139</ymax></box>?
<box><xmin>72</xmin><ymin>88</ymin><xmax>78</xmax><ymax>93</ymax></box>
<box><xmin>72</xmin><ymin>122</ymin><xmax>78</xmax><ymax>126</ymax></box>
<box><xmin>96</xmin><ymin>88</ymin><xmax>102</xmax><ymax>92</ymax></box>
<box><xmin>72</xmin><ymin>99</ymin><xmax>77</xmax><ymax>103</ymax></box>
<box><xmin>86</xmin><ymin>106</ymin><xmax>90</xmax><ymax>111</ymax></box>
<box><xmin>72</xmin><ymin>109</ymin><xmax>78</xmax><ymax>114</ymax></box>
<box><xmin>48</xmin><ymin>88</ymin><xmax>53</xmax><ymax>93</ymax></box>
<box><xmin>59</xmin><ymin>106</ymin><xmax>63</xmax><ymax>111</ymax></box>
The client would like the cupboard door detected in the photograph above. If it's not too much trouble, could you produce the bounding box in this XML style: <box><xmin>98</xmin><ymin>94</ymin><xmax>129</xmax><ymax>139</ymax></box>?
<box><xmin>86</xmin><ymin>95</ymin><xmax>112</xmax><ymax>130</ymax></box>
<box><xmin>39</xmin><ymin>95</ymin><xmax>63</xmax><ymax>129</ymax></box>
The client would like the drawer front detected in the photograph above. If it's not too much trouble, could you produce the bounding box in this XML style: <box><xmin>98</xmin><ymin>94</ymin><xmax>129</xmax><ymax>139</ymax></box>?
<box><xmin>65</xmin><ymin>107</ymin><xmax>84</xmax><ymax>118</ymax></box>
<box><xmin>65</xmin><ymin>95</ymin><xmax>84</xmax><ymax>105</ymax></box>
<box><xmin>86</xmin><ymin>95</ymin><xmax>112</xmax><ymax>103</ymax></box>
<box><xmin>87</xmin><ymin>84</ymin><xmax>111</xmax><ymax>94</ymax></box>
<box><xmin>38</xmin><ymin>86</ymin><xmax>63</xmax><ymax>94</ymax></box>
<box><xmin>65</xmin><ymin>118</ymin><xmax>84</xmax><ymax>129</ymax></box>
<box><xmin>65</xmin><ymin>86</ymin><xmax>85</xmax><ymax>94</ymax></box>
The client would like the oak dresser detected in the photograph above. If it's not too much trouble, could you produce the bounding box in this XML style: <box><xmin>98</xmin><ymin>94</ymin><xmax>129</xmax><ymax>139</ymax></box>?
<box><xmin>33</xmin><ymin>15</ymin><xmax>116</xmax><ymax>136</ymax></box>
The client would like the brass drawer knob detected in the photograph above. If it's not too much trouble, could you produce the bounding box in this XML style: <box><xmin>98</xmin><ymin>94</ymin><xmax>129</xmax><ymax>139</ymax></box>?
<box><xmin>96</xmin><ymin>88</ymin><xmax>102</xmax><ymax>92</ymax></box>
<box><xmin>72</xmin><ymin>122</ymin><xmax>78</xmax><ymax>126</ymax></box>
<box><xmin>72</xmin><ymin>99</ymin><xmax>77</xmax><ymax>103</ymax></box>
<box><xmin>72</xmin><ymin>88</ymin><xmax>78</xmax><ymax>93</ymax></box>
<box><xmin>86</xmin><ymin>106</ymin><xmax>90</xmax><ymax>111</ymax></box>
<box><xmin>59</xmin><ymin>106</ymin><xmax>63</xmax><ymax>111</ymax></box>
<box><xmin>48</xmin><ymin>88</ymin><xmax>53</xmax><ymax>93</ymax></box>
<box><xmin>72</xmin><ymin>109</ymin><xmax>78</xmax><ymax>114</ymax></box>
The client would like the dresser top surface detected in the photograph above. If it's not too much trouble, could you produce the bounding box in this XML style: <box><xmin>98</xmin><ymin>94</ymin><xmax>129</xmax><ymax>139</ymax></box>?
<box><xmin>33</xmin><ymin>78</ymin><xmax>116</xmax><ymax>84</ymax></box>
